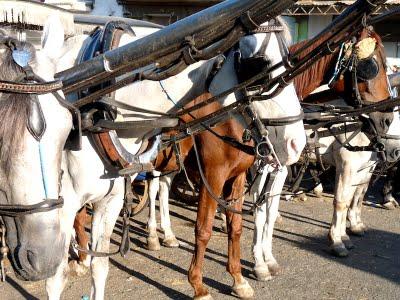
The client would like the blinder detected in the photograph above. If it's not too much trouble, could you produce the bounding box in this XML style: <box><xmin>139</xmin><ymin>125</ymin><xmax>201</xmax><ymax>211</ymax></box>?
<box><xmin>356</xmin><ymin>56</ymin><xmax>380</xmax><ymax>81</ymax></box>
<box><xmin>27</xmin><ymin>96</ymin><xmax>46</xmax><ymax>141</ymax></box>
<box><xmin>236</xmin><ymin>54</ymin><xmax>271</xmax><ymax>87</ymax></box>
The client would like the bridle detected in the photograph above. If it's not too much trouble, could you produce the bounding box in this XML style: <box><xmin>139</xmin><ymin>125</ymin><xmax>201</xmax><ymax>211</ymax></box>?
<box><xmin>322</xmin><ymin>27</ymin><xmax>400</xmax><ymax>156</ymax></box>
<box><xmin>231</xmin><ymin>19</ymin><xmax>304</xmax><ymax>168</ymax></box>
<box><xmin>189</xmin><ymin>20</ymin><xmax>305</xmax><ymax>215</ymax></box>
<box><xmin>0</xmin><ymin>38</ymin><xmax>71</xmax><ymax>218</ymax></box>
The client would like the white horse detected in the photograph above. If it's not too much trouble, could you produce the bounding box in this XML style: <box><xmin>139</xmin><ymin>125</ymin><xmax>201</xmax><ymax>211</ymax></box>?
<box><xmin>250</xmin><ymin>30</ymin><xmax>400</xmax><ymax>279</ymax></box>
<box><xmin>0</xmin><ymin>28</ymin><xmax>72</xmax><ymax>282</ymax></box>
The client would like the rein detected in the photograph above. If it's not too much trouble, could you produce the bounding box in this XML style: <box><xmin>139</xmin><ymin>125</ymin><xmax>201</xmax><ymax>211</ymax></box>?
<box><xmin>0</xmin><ymin>197</ymin><xmax>64</xmax><ymax>217</ymax></box>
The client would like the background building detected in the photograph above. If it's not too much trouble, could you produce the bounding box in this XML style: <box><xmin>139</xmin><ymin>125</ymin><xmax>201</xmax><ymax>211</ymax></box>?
<box><xmin>119</xmin><ymin>0</ymin><xmax>400</xmax><ymax>59</ymax></box>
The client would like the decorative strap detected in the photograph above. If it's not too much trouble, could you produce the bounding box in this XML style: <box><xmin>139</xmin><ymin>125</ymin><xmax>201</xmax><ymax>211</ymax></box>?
<box><xmin>250</xmin><ymin>25</ymin><xmax>284</xmax><ymax>34</ymax></box>
<box><xmin>0</xmin><ymin>80</ymin><xmax>63</xmax><ymax>94</ymax></box>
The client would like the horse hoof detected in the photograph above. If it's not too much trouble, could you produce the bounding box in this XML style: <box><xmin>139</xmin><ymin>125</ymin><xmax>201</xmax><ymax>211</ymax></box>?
<box><xmin>232</xmin><ymin>279</ymin><xmax>254</xmax><ymax>299</ymax></box>
<box><xmin>162</xmin><ymin>236</ymin><xmax>180</xmax><ymax>248</ymax></box>
<box><xmin>330</xmin><ymin>244</ymin><xmax>349</xmax><ymax>257</ymax></box>
<box><xmin>253</xmin><ymin>266</ymin><xmax>272</xmax><ymax>282</ymax></box>
<box><xmin>194</xmin><ymin>294</ymin><xmax>213</xmax><ymax>300</ymax></box>
<box><xmin>342</xmin><ymin>238</ymin><xmax>355</xmax><ymax>250</ymax></box>
<box><xmin>68</xmin><ymin>260</ymin><xmax>89</xmax><ymax>277</ymax></box>
<box><xmin>268</xmin><ymin>263</ymin><xmax>283</xmax><ymax>276</ymax></box>
<box><xmin>146</xmin><ymin>235</ymin><xmax>161</xmax><ymax>251</ymax></box>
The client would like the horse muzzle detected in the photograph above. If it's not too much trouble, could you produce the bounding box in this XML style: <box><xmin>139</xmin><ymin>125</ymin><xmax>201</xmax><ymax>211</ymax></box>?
<box><xmin>4</xmin><ymin>219</ymin><xmax>65</xmax><ymax>281</ymax></box>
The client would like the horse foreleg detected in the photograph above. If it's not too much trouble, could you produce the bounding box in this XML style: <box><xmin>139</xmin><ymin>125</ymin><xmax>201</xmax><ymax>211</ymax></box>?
<box><xmin>262</xmin><ymin>167</ymin><xmax>287</xmax><ymax>276</ymax></box>
<box><xmin>225</xmin><ymin>173</ymin><xmax>254</xmax><ymax>299</ymax></box>
<box><xmin>46</xmin><ymin>247</ymin><xmax>70</xmax><ymax>300</ymax></box>
<box><xmin>90</xmin><ymin>193</ymin><xmax>124</xmax><ymax>300</ymax></box>
<box><xmin>251</xmin><ymin>167</ymin><xmax>271</xmax><ymax>281</ymax></box>
<box><xmin>188</xmin><ymin>175</ymin><xmax>223</xmax><ymax>300</ymax></box>
<box><xmin>159</xmin><ymin>174</ymin><xmax>180</xmax><ymax>248</ymax></box>
<box><xmin>348</xmin><ymin>168</ymin><xmax>372</xmax><ymax>236</ymax></box>
<box><xmin>329</xmin><ymin>161</ymin><xmax>356</xmax><ymax>257</ymax></box>
<box><xmin>46</xmin><ymin>193</ymin><xmax>81</xmax><ymax>299</ymax></box>
<box><xmin>147</xmin><ymin>172</ymin><xmax>161</xmax><ymax>251</ymax></box>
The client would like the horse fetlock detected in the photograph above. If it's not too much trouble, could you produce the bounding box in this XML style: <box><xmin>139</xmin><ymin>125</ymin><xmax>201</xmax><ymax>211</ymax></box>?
<box><xmin>193</xmin><ymin>293</ymin><xmax>213</xmax><ymax>300</ymax></box>
<box><xmin>232</xmin><ymin>279</ymin><xmax>254</xmax><ymax>299</ymax></box>
<box><xmin>162</xmin><ymin>236</ymin><xmax>180</xmax><ymax>248</ymax></box>
<box><xmin>313</xmin><ymin>183</ymin><xmax>323</xmax><ymax>198</ymax></box>
<box><xmin>267</xmin><ymin>262</ymin><xmax>283</xmax><ymax>276</ymax></box>
<box><xmin>348</xmin><ymin>224</ymin><xmax>365</xmax><ymax>236</ymax></box>
<box><xmin>253</xmin><ymin>265</ymin><xmax>272</xmax><ymax>282</ymax></box>
<box><xmin>192</xmin><ymin>283</ymin><xmax>211</xmax><ymax>300</ymax></box>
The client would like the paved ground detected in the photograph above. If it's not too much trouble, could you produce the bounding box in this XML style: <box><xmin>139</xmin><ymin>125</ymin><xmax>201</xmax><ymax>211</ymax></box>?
<box><xmin>1</xmin><ymin>189</ymin><xmax>399</xmax><ymax>300</ymax></box>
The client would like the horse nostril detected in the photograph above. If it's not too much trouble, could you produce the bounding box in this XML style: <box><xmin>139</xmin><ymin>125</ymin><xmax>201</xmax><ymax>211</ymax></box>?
<box><xmin>289</xmin><ymin>138</ymin><xmax>301</xmax><ymax>155</ymax></box>
<box><xmin>385</xmin><ymin>118</ymin><xmax>392</xmax><ymax>129</ymax></box>
<box><xmin>27</xmin><ymin>250</ymin><xmax>41</xmax><ymax>272</ymax></box>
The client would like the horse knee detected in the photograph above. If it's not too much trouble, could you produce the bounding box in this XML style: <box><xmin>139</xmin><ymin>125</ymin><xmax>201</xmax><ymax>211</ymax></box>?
<box><xmin>195</xmin><ymin>228</ymin><xmax>212</xmax><ymax>244</ymax></box>
<box><xmin>334</xmin><ymin>201</ymin><xmax>347</xmax><ymax>211</ymax></box>
<box><xmin>229</xmin><ymin>225</ymin><xmax>242</xmax><ymax>240</ymax></box>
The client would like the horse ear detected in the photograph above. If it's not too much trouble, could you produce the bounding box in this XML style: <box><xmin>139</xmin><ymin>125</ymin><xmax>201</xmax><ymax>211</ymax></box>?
<box><xmin>41</xmin><ymin>14</ymin><xmax>65</xmax><ymax>60</ymax></box>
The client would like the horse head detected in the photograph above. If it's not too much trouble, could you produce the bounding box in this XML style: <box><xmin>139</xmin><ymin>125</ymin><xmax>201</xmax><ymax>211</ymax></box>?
<box><xmin>331</xmin><ymin>27</ymin><xmax>400</xmax><ymax>162</ymax></box>
<box><xmin>0</xmin><ymin>29</ymin><xmax>72</xmax><ymax>280</ymax></box>
<box><xmin>211</xmin><ymin>17</ymin><xmax>305</xmax><ymax>166</ymax></box>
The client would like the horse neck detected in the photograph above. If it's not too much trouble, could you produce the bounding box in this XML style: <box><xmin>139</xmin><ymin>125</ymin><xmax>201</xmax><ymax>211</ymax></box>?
<box><xmin>290</xmin><ymin>37</ymin><xmax>339</xmax><ymax>100</ymax></box>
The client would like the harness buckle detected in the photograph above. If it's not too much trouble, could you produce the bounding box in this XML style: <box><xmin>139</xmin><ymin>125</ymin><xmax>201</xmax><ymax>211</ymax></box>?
<box><xmin>242</xmin><ymin>129</ymin><xmax>252</xmax><ymax>143</ymax></box>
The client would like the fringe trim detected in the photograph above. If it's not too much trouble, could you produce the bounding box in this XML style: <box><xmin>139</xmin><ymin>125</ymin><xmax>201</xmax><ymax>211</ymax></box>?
<box><xmin>0</xmin><ymin>1</ymin><xmax>75</xmax><ymax>35</ymax></box>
